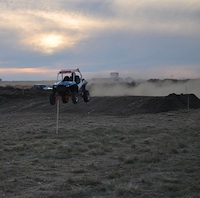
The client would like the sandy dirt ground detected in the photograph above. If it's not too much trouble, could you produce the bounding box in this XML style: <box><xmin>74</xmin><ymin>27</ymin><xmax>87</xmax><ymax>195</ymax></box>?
<box><xmin>0</xmin><ymin>88</ymin><xmax>200</xmax><ymax>197</ymax></box>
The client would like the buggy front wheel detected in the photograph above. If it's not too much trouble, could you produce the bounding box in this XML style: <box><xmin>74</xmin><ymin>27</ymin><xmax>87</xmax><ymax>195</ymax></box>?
<box><xmin>62</xmin><ymin>96</ymin><xmax>68</xmax><ymax>103</ymax></box>
<box><xmin>49</xmin><ymin>93</ymin><xmax>56</xmax><ymax>105</ymax></box>
<box><xmin>72</xmin><ymin>92</ymin><xmax>78</xmax><ymax>104</ymax></box>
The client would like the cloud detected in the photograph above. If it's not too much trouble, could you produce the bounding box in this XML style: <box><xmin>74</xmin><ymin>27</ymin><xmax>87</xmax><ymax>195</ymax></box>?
<box><xmin>0</xmin><ymin>0</ymin><xmax>200</xmax><ymax>80</ymax></box>
<box><xmin>0</xmin><ymin>0</ymin><xmax>115</xmax><ymax>54</ymax></box>
<box><xmin>112</xmin><ymin>0</ymin><xmax>200</xmax><ymax>36</ymax></box>
<box><xmin>0</xmin><ymin>9</ymin><xmax>104</xmax><ymax>54</ymax></box>
<box><xmin>1</xmin><ymin>0</ymin><xmax>199</xmax><ymax>55</ymax></box>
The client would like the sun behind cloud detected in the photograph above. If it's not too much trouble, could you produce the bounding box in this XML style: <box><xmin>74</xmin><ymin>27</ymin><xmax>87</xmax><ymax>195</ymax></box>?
<box><xmin>41</xmin><ymin>35</ymin><xmax>62</xmax><ymax>48</ymax></box>
<box><xmin>37</xmin><ymin>34</ymin><xmax>65</xmax><ymax>54</ymax></box>
<box><xmin>26</xmin><ymin>33</ymin><xmax>79</xmax><ymax>54</ymax></box>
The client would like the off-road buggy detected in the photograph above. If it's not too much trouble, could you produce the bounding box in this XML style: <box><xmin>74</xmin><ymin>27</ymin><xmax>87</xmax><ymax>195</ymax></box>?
<box><xmin>49</xmin><ymin>68</ymin><xmax>90</xmax><ymax>105</ymax></box>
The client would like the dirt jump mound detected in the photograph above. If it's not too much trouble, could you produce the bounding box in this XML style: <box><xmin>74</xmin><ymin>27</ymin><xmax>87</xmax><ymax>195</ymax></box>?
<box><xmin>141</xmin><ymin>93</ymin><xmax>200</xmax><ymax>114</ymax></box>
<box><xmin>84</xmin><ymin>93</ymin><xmax>200</xmax><ymax>115</ymax></box>
<box><xmin>0</xmin><ymin>87</ymin><xmax>200</xmax><ymax>114</ymax></box>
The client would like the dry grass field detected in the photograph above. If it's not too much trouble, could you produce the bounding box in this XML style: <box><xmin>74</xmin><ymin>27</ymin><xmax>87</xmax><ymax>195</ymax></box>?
<box><xmin>0</xmin><ymin>87</ymin><xmax>200</xmax><ymax>197</ymax></box>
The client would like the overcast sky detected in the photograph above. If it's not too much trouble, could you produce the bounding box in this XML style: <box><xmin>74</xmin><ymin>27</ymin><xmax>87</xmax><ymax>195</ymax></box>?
<box><xmin>0</xmin><ymin>0</ymin><xmax>200</xmax><ymax>81</ymax></box>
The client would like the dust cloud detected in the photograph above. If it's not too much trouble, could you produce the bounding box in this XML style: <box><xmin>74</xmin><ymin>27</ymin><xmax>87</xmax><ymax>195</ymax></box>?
<box><xmin>0</xmin><ymin>78</ymin><xmax>199</xmax><ymax>98</ymax></box>
<box><xmin>89</xmin><ymin>79</ymin><xmax>200</xmax><ymax>98</ymax></box>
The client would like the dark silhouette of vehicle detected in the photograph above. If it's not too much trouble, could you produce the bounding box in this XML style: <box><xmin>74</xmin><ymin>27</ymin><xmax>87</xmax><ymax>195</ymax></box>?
<box><xmin>50</xmin><ymin>68</ymin><xmax>90</xmax><ymax>105</ymax></box>
<box><xmin>31</xmin><ymin>84</ymin><xmax>52</xmax><ymax>91</ymax></box>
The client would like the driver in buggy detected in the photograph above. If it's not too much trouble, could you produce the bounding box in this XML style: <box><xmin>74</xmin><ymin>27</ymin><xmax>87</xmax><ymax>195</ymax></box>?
<box><xmin>63</xmin><ymin>73</ymin><xmax>80</xmax><ymax>84</ymax></box>
<box><xmin>63</xmin><ymin>74</ymin><xmax>80</xmax><ymax>85</ymax></box>
<box><xmin>63</xmin><ymin>76</ymin><xmax>70</xmax><ymax>81</ymax></box>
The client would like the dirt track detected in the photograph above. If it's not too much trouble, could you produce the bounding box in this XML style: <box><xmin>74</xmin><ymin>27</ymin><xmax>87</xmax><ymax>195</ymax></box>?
<box><xmin>1</xmin><ymin>87</ymin><xmax>200</xmax><ymax>115</ymax></box>
<box><xmin>1</xmin><ymin>88</ymin><xmax>200</xmax><ymax>197</ymax></box>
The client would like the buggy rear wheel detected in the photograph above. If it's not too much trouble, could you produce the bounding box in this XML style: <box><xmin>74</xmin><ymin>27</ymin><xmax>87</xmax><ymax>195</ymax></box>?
<box><xmin>50</xmin><ymin>93</ymin><xmax>56</xmax><ymax>105</ymax></box>
<box><xmin>83</xmin><ymin>90</ymin><xmax>90</xmax><ymax>102</ymax></box>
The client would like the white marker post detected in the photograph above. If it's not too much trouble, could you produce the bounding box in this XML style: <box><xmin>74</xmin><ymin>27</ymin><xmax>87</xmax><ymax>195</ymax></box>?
<box><xmin>56</xmin><ymin>99</ymin><xmax>60</xmax><ymax>134</ymax></box>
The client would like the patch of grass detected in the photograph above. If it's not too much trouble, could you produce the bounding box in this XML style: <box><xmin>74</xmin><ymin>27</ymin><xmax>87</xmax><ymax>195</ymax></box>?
<box><xmin>1</xmin><ymin>110</ymin><xmax>200</xmax><ymax>197</ymax></box>
<box><xmin>116</xmin><ymin>183</ymin><xmax>142</xmax><ymax>197</ymax></box>
<box><xmin>72</xmin><ymin>168</ymin><xmax>86</xmax><ymax>174</ymax></box>
<box><xmin>107</xmin><ymin>169</ymin><xmax>125</xmax><ymax>180</ymax></box>
<box><xmin>163</xmin><ymin>183</ymin><xmax>180</xmax><ymax>192</ymax></box>
<box><xmin>88</xmin><ymin>142</ymin><xmax>102</xmax><ymax>149</ymax></box>
<box><xmin>140</xmin><ymin>153</ymin><xmax>161</xmax><ymax>163</ymax></box>
<box><xmin>88</xmin><ymin>147</ymin><xmax>106</xmax><ymax>155</ymax></box>
<box><xmin>123</xmin><ymin>156</ymin><xmax>139</xmax><ymax>164</ymax></box>
<box><xmin>68</xmin><ymin>186</ymin><xmax>91</xmax><ymax>197</ymax></box>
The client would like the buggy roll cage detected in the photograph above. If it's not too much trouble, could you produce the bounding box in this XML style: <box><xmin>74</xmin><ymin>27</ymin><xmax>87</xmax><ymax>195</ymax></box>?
<box><xmin>56</xmin><ymin>68</ymin><xmax>82</xmax><ymax>82</ymax></box>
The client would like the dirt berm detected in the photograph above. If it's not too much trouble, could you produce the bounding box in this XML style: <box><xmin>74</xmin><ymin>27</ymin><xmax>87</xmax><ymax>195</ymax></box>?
<box><xmin>0</xmin><ymin>87</ymin><xmax>200</xmax><ymax>115</ymax></box>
